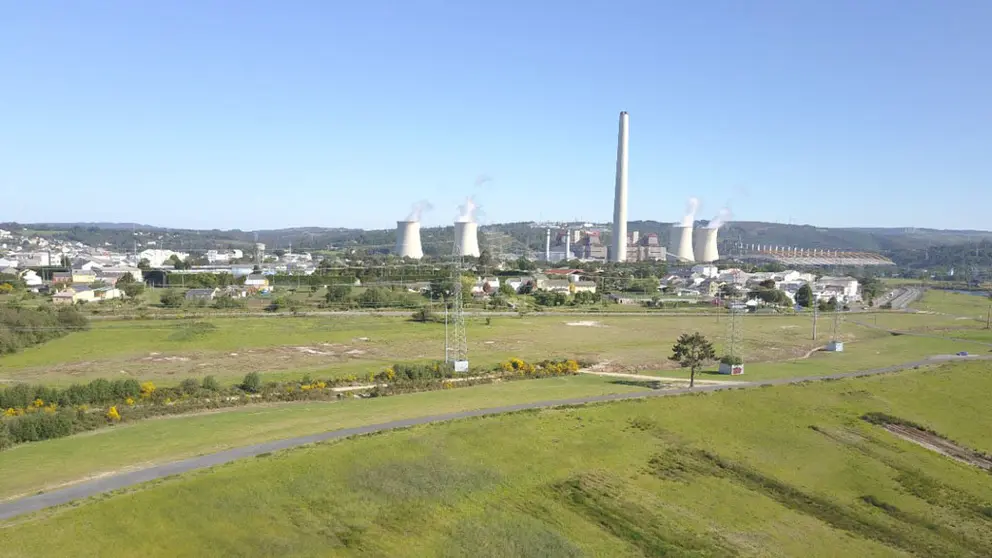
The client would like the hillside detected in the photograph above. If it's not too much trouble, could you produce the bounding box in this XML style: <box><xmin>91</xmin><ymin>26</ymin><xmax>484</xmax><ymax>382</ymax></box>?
<box><xmin>2</xmin><ymin>362</ymin><xmax>990</xmax><ymax>556</ymax></box>
<box><xmin>4</xmin><ymin>220</ymin><xmax>992</xmax><ymax>268</ymax></box>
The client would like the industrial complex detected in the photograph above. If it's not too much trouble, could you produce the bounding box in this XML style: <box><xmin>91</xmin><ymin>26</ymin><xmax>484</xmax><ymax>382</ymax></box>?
<box><xmin>389</xmin><ymin>110</ymin><xmax>890</xmax><ymax>268</ymax></box>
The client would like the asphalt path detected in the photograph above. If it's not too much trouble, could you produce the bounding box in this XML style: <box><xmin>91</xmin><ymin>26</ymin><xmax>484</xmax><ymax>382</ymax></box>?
<box><xmin>1</xmin><ymin>353</ymin><xmax>987</xmax><ymax>522</ymax></box>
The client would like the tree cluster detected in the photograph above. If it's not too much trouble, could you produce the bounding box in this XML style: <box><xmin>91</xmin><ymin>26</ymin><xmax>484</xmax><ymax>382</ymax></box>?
<box><xmin>0</xmin><ymin>306</ymin><xmax>89</xmax><ymax>355</ymax></box>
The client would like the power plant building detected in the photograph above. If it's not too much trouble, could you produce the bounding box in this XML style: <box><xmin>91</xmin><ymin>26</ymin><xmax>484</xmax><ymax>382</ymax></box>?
<box><xmin>454</xmin><ymin>221</ymin><xmax>480</xmax><ymax>258</ymax></box>
<box><xmin>669</xmin><ymin>225</ymin><xmax>695</xmax><ymax>262</ymax></box>
<box><xmin>611</xmin><ymin>111</ymin><xmax>629</xmax><ymax>262</ymax></box>
<box><xmin>395</xmin><ymin>221</ymin><xmax>424</xmax><ymax>259</ymax></box>
<box><xmin>693</xmin><ymin>228</ymin><xmax>720</xmax><ymax>263</ymax></box>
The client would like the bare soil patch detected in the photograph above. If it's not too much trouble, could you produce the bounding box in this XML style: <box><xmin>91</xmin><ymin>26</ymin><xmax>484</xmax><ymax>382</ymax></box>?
<box><xmin>864</xmin><ymin>413</ymin><xmax>992</xmax><ymax>471</ymax></box>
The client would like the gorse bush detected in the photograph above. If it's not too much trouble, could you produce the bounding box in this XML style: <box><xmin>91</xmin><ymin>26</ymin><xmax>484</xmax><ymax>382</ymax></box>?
<box><xmin>0</xmin><ymin>377</ymin><xmax>140</xmax><ymax>409</ymax></box>
<box><xmin>201</xmin><ymin>376</ymin><xmax>220</xmax><ymax>391</ymax></box>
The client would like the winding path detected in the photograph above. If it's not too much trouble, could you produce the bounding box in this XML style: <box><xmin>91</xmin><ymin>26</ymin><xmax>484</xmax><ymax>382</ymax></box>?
<box><xmin>1</xmin><ymin>353</ymin><xmax>988</xmax><ymax>522</ymax></box>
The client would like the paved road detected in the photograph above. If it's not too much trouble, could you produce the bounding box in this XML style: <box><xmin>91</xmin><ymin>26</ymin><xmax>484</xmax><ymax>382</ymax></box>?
<box><xmin>2</xmin><ymin>353</ymin><xmax>988</xmax><ymax>522</ymax></box>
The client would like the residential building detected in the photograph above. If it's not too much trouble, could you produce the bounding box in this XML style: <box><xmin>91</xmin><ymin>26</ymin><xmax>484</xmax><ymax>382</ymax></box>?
<box><xmin>15</xmin><ymin>252</ymin><xmax>50</xmax><ymax>267</ymax></box>
<box><xmin>691</xmin><ymin>264</ymin><xmax>719</xmax><ymax>278</ymax></box>
<box><xmin>52</xmin><ymin>286</ymin><xmax>122</xmax><ymax>304</ymax></box>
<box><xmin>97</xmin><ymin>267</ymin><xmax>143</xmax><ymax>285</ymax></box>
<box><xmin>816</xmin><ymin>276</ymin><xmax>860</xmax><ymax>301</ymax></box>
<box><xmin>244</xmin><ymin>274</ymin><xmax>269</xmax><ymax>290</ymax></box>
<box><xmin>504</xmin><ymin>276</ymin><xmax>533</xmax><ymax>293</ymax></box>
<box><xmin>71</xmin><ymin>269</ymin><xmax>98</xmax><ymax>284</ymax></box>
<box><xmin>52</xmin><ymin>271</ymin><xmax>73</xmax><ymax>284</ymax></box>
<box><xmin>572</xmin><ymin>280</ymin><xmax>597</xmax><ymax>293</ymax></box>
<box><xmin>0</xmin><ymin>257</ymin><xmax>17</xmax><ymax>268</ymax></box>
<box><xmin>20</xmin><ymin>270</ymin><xmax>42</xmax><ymax>287</ymax></box>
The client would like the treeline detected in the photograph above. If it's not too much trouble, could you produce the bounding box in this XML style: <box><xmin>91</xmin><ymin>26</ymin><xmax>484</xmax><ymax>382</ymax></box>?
<box><xmin>0</xmin><ymin>306</ymin><xmax>89</xmax><ymax>354</ymax></box>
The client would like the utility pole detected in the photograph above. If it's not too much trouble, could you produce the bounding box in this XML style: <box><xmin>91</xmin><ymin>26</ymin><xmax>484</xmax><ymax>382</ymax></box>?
<box><xmin>812</xmin><ymin>302</ymin><xmax>818</xmax><ymax>341</ymax></box>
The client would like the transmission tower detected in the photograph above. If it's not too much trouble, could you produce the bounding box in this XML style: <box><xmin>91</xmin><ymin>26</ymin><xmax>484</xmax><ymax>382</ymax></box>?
<box><xmin>725</xmin><ymin>305</ymin><xmax>744</xmax><ymax>361</ymax></box>
<box><xmin>446</xmin><ymin>247</ymin><xmax>469</xmax><ymax>371</ymax></box>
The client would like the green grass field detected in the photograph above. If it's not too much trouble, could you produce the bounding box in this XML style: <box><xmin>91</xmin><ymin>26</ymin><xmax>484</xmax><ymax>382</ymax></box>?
<box><xmin>646</xmin><ymin>333</ymin><xmax>986</xmax><ymax>381</ymax></box>
<box><xmin>3</xmin><ymin>362</ymin><xmax>990</xmax><ymax>556</ymax></box>
<box><xmin>0</xmin><ymin>375</ymin><xmax>650</xmax><ymax>501</ymax></box>
<box><xmin>0</xmin><ymin>313</ymin><xmax>903</xmax><ymax>385</ymax></box>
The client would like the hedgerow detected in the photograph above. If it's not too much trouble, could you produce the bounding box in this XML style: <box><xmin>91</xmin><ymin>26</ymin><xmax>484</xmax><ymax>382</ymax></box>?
<box><xmin>0</xmin><ymin>356</ymin><xmax>588</xmax><ymax>450</ymax></box>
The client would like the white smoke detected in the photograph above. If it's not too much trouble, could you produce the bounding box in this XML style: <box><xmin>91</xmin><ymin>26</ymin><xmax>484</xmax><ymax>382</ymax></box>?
<box><xmin>456</xmin><ymin>197</ymin><xmax>477</xmax><ymax>223</ymax></box>
<box><xmin>407</xmin><ymin>200</ymin><xmax>433</xmax><ymax>222</ymax></box>
<box><xmin>474</xmin><ymin>174</ymin><xmax>493</xmax><ymax>187</ymax></box>
<box><xmin>708</xmin><ymin>208</ymin><xmax>732</xmax><ymax>230</ymax></box>
<box><xmin>681</xmin><ymin>197</ymin><xmax>699</xmax><ymax>227</ymax></box>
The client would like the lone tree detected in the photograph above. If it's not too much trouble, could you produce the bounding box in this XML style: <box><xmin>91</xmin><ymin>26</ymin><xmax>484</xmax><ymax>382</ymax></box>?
<box><xmin>670</xmin><ymin>332</ymin><xmax>717</xmax><ymax>388</ymax></box>
<box><xmin>795</xmin><ymin>283</ymin><xmax>813</xmax><ymax>308</ymax></box>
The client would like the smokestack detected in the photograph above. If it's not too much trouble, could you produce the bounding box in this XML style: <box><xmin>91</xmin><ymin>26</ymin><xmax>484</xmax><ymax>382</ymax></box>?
<box><xmin>693</xmin><ymin>228</ymin><xmax>719</xmax><ymax>263</ymax></box>
<box><xmin>454</xmin><ymin>221</ymin><xmax>480</xmax><ymax>258</ymax></box>
<box><xmin>565</xmin><ymin>229</ymin><xmax>571</xmax><ymax>260</ymax></box>
<box><xmin>611</xmin><ymin>111</ymin><xmax>629</xmax><ymax>262</ymax></box>
<box><xmin>545</xmin><ymin>229</ymin><xmax>551</xmax><ymax>262</ymax></box>
<box><xmin>395</xmin><ymin>221</ymin><xmax>424</xmax><ymax>259</ymax></box>
<box><xmin>670</xmin><ymin>226</ymin><xmax>695</xmax><ymax>262</ymax></box>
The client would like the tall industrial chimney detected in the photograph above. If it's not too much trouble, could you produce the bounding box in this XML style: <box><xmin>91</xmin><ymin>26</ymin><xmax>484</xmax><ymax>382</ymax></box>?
<box><xmin>454</xmin><ymin>221</ymin><xmax>480</xmax><ymax>258</ymax></box>
<box><xmin>693</xmin><ymin>228</ymin><xmax>720</xmax><ymax>263</ymax></box>
<box><xmin>545</xmin><ymin>228</ymin><xmax>551</xmax><ymax>262</ymax></box>
<box><xmin>611</xmin><ymin>111</ymin><xmax>629</xmax><ymax>262</ymax></box>
<box><xmin>669</xmin><ymin>225</ymin><xmax>695</xmax><ymax>262</ymax></box>
<box><xmin>395</xmin><ymin>221</ymin><xmax>424</xmax><ymax>259</ymax></box>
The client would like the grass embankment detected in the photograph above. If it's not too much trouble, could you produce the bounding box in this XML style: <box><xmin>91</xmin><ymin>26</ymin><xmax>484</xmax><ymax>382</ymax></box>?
<box><xmin>912</xmin><ymin>289</ymin><xmax>991</xmax><ymax>318</ymax></box>
<box><xmin>0</xmin><ymin>314</ymin><xmax>896</xmax><ymax>385</ymax></box>
<box><xmin>0</xmin><ymin>374</ymin><xmax>648</xmax><ymax>501</ymax></box>
<box><xmin>3</xmin><ymin>362</ymin><xmax>991</xmax><ymax>556</ymax></box>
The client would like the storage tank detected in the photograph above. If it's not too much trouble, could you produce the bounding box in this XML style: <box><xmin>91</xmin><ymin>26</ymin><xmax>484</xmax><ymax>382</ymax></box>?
<box><xmin>395</xmin><ymin>221</ymin><xmax>423</xmax><ymax>259</ymax></box>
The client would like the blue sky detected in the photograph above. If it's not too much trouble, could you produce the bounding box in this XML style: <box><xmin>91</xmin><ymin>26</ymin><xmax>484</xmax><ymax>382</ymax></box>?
<box><xmin>2</xmin><ymin>1</ymin><xmax>989</xmax><ymax>231</ymax></box>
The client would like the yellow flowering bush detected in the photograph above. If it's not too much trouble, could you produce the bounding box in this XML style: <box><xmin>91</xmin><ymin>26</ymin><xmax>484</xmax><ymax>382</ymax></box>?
<box><xmin>126</xmin><ymin>397</ymin><xmax>135</xmax><ymax>407</ymax></box>
<box><xmin>314</xmin><ymin>381</ymin><xmax>327</xmax><ymax>389</ymax></box>
<box><xmin>106</xmin><ymin>406</ymin><xmax>121</xmax><ymax>421</ymax></box>
<box><xmin>43</xmin><ymin>403</ymin><xmax>58</xmax><ymax>414</ymax></box>
<box><xmin>140</xmin><ymin>381</ymin><xmax>156</xmax><ymax>399</ymax></box>
<box><xmin>32</xmin><ymin>398</ymin><xmax>44</xmax><ymax>408</ymax></box>
<box><xmin>4</xmin><ymin>408</ymin><xmax>18</xmax><ymax>417</ymax></box>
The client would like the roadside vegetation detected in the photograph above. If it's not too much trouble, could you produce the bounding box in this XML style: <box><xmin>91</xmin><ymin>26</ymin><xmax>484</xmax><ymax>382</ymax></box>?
<box><xmin>0</xmin><ymin>358</ymin><xmax>581</xmax><ymax>450</ymax></box>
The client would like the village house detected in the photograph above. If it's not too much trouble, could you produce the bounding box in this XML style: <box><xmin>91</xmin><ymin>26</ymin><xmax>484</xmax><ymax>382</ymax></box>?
<box><xmin>185</xmin><ymin>288</ymin><xmax>219</xmax><ymax>302</ymax></box>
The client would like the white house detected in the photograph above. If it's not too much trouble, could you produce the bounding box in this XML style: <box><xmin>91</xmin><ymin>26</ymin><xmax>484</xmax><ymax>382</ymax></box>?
<box><xmin>690</xmin><ymin>264</ymin><xmax>719</xmax><ymax>278</ymax></box>
<box><xmin>20</xmin><ymin>269</ymin><xmax>43</xmax><ymax>287</ymax></box>
<box><xmin>816</xmin><ymin>276</ymin><xmax>860</xmax><ymax>301</ymax></box>
<box><xmin>0</xmin><ymin>257</ymin><xmax>17</xmax><ymax>268</ymax></box>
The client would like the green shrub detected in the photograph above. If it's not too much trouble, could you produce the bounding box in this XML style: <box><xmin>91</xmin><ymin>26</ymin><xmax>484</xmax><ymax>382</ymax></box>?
<box><xmin>201</xmin><ymin>376</ymin><xmax>221</xmax><ymax>391</ymax></box>
<box><xmin>5</xmin><ymin>410</ymin><xmax>75</xmax><ymax>443</ymax></box>
<box><xmin>241</xmin><ymin>372</ymin><xmax>262</xmax><ymax>393</ymax></box>
<box><xmin>720</xmin><ymin>355</ymin><xmax>743</xmax><ymax>365</ymax></box>
<box><xmin>179</xmin><ymin>378</ymin><xmax>201</xmax><ymax>395</ymax></box>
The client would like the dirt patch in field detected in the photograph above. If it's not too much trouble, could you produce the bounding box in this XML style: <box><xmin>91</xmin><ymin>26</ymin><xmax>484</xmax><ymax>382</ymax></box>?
<box><xmin>1</xmin><ymin>343</ymin><xmax>388</xmax><ymax>383</ymax></box>
<box><xmin>864</xmin><ymin>413</ymin><xmax>992</xmax><ymax>471</ymax></box>
<box><xmin>566</xmin><ymin>321</ymin><xmax>603</xmax><ymax>327</ymax></box>
<box><xmin>883</xmin><ymin>424</ymin><xmax>992</xmax><ymax>470</ymax></box>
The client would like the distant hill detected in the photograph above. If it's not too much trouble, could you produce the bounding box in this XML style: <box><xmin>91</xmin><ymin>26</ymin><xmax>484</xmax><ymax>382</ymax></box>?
<box><xmin>3</xmin><ymin>220</ymin><xmax>991</xmax><ymax>270</ymax></box>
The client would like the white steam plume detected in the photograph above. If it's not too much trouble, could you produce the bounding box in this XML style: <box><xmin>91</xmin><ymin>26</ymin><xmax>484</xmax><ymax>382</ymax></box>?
<box><xmin>456</xmin><ymin>197</ymin><xmax>477</xmax><ymax>223</ymax></box>
<box><xmin>474</xmin><ymin>174</ymin><xmax>493</xmax><ymax>187</ymax></box>
<box><xmin>708</xmin><ymin>208</ymin><xmax>732</xmax><ymax>230</ymax></box>
<box><xmin>681</xmin><ymin>197</ymin><xmax>699</xmax><ymax>227</ymax></box>
<box><xmin>407</xmin><ymin>200</ymin><xmax>434</xmax><ymax>222</ymax></box>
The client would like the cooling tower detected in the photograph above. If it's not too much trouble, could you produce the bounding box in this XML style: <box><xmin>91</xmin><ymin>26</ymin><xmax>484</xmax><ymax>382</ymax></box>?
<box><xmin>669</xmin><ymin>225</ymin><xmax>695</xmax><ymax>262</ymax></box>
<box><xmin>611</xmin><ymin>111</ymin><xmax>629</xmax><ymax>262</ymax></box>
<box><xmin>395</xmin><ymin>221</ymin><xmax>423</xmax><ymax>259</ymax></box>
<box><xmin>454</xmin><ymin>221</ymin><xmax>480</xmax><ymax>258</ymax></box>
<box><xmin>693</xmin><ymin>228</ymin><xmax>720</xmax><ymax>263</ymax></box>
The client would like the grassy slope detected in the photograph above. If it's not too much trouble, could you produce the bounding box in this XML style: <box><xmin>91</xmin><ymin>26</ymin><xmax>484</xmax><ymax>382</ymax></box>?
<box><xmin>913</xmin><ymin>289</ymin><xmax>991</xmax><ymax>318</ymax></box>
<box><xmin>3</xmin><ymin>362</ymin><xmax>991</xmax><ymax>556</ymax></box>
<box><xmin>0</xmin><ymin>375</ymin><xmax>648</xmax><ymax>501</ymax></box>
<box><xmin>2</xmin><ymin>311</ymin><xmax>974</xmax><ymax>386</ymax></box>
